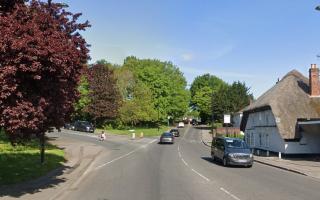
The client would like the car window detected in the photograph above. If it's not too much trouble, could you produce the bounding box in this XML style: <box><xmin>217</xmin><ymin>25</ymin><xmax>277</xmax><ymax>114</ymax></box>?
<box><xmin>225</xmin><ymin>139</ymin><xmax>247</xmax><ymax>149</ymax></box>
<box><xmin>81</xmin><ymin>121</ymin><xmax>91</xmax><ymax>126</ymax></box>
<box><xmin>162</xmin><ymin>132</ymin><xmax>173</xmax><ymax>137</ymax></box>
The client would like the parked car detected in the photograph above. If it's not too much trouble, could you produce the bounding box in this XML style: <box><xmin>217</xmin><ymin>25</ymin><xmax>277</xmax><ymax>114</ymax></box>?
<box><xmin>170</xmin><ymin>128</ymin><xmax>180</xmax><ymax>137</ymax></box>
<box><xmin>160</xmin><ymin>132</ymin><xmax>175</xmax><ymax>144</ymax></box>
<box><xmin>177</xmin><ymin>122</ymin><xmax>185</xmax><ymax>128</ymax></box>
<box><xmin>64</xmin><ymin>122</ymin><xmax>75</xmax><ymax>130</ymax></box>
<box><xmin>191</xmin><ymin>119</ymin><xmax>198</xmax><ymax>126</ymax></box>
<box><xmin>74</xmin><ymin>121</ymin><xmax>95</xmax><ymax>133</ymax></box>
<box><xmin>211</xmin><ymin>137</ymin><xmax>253</xmax><ymax>167</ymax></box>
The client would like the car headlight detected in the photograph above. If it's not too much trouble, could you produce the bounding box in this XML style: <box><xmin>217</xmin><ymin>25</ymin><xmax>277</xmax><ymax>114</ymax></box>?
<box><xmin>228</xmin><ymin>153</ymin><xmax>235</xmax><ymax>158</ymax></box>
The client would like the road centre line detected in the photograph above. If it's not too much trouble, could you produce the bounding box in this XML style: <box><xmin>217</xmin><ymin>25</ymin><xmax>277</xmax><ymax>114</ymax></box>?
<box><xmin>220</xmin><ymin>187</ymin><xmax>241</xmax><ymax>200</ymax></box>
<box><xmin>95</xmin><ymin>139</ymin><xmax>157</xmax><ymax>170</ymax></box>
<box><xmin>191</xmin><ymin>168</ymin><xmax>210</xmax><ymax>182</ymax></box>
<box><xmin>181</xmin><ymin>158</ymin><xmax>189</xmax><ymax>166</ymax></box>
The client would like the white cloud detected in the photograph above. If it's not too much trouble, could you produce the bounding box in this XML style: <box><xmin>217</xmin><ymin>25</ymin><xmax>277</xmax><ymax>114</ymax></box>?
<box><xmin>181</xmin><ymin>53</ymin><xmax>194</xmax><ymax>61</ymax></box>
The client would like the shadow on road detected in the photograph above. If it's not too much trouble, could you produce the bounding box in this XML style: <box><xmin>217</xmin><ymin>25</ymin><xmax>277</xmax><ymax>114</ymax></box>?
<box><xmin>193</xmin><ymin>126</ymin><xmax>211</xmax><ymax>130</ymax></box>
<box><xmin>201</xmin><ymin>156</ymin><xmax>248</xmax><ymax>168</ymax></box>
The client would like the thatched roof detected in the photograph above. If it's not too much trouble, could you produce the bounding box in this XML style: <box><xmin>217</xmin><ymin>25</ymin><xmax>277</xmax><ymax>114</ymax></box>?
<box><xmin>240</xmin><ymin>70</ymin><xmax>320</xmax><ymax>139</ymax></box>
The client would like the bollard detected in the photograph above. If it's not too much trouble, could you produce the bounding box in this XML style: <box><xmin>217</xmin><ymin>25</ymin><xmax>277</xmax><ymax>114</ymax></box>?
<box><xmin>131</xmin><ymin>132</ymin><xmax>135</xmax><ymax>140</ymax></box>
<box><xmin>278</xmin><ymin>152</ymin><xmax>282</xmax><ymax>159</ymax></box>
<box><xmin>266</xmin><ymin>150</ymin><xmax>270</xmax><ymax>157</ymax></box>
<box><xmin>140</xmin><ymin>132</ymin><xmax>144</xmax><ymax>138</ymax></box>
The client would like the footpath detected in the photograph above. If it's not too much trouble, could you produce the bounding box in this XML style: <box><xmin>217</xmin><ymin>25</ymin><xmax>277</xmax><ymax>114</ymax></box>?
<box><xmin>200</xmin><ymin>128</ymin><xmax>320</xmax><ymax>180</ymax></box>
<box><xmin>0</xmin><ymin>133</ymin><xmax>106</xmax><ymax>200</ymax></box>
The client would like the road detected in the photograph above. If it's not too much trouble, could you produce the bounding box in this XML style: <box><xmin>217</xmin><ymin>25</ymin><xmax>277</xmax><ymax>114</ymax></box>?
<box><xmin>57</xmin><ymin>126</ymin><xmax>320</xmax><ymax>200</ymax></box>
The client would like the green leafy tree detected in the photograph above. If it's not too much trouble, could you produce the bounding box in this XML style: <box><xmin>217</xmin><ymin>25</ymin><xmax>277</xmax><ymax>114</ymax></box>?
<box><xmin>123</xmin><ymin>56</ymin><xmax>189</xmax><ymax>121</ymax></box>
<box><xmin>212</xmin><ymin>81</ymin><xmax>252</xmax><ymax>122</ymax></box>
<box><xmin>190</xmin><ymin>74</ymin><xmax>226</xmax><ymax>122</ymax></box>
<box><xmin>119</xmin><ymin>81</ymin><xmax>157</xmax><ymax>126</ymax></box>
<box><xmin>73</xmin><ymin>75</ymin><xmax>91</xmax><ymax>120</ymax></box>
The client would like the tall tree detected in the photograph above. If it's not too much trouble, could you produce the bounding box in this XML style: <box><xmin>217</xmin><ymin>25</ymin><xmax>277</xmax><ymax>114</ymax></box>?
<box><xmin>73</xmin><ymin>75</ymin><xmax>91</xmax><ymax>120</ymax></box>
<box><xmin>212</xmin><ymin>81</ymin><xmax>253</xmax><ymax>123</ymax></box>
<box><xmin>0</xmin><ymin>0</ymin><xmax>90</xmax><ymax>163</ymax></box>
<box><xmin>190</xmin><ymin>74</ymin><xmax>226</xmax><ymax>122</ymax></box>
<box><xmin>119</xmin><ymin>81</ymin><xmax>157</xmax><ymax>126</ymax></box>
<box><xmin>123</xmin><ymin>56</ymin><xmax>189</xmax><ymax>121</ymax></box>
<box><xmin>87</xmin><ymin>64</ymin><xmax>121</xmax><ymax>126</ymax></box>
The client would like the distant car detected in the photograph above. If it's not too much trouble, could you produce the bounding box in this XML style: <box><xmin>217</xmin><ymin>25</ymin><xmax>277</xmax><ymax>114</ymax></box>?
<box><xmin>178</xmin><ymin>122</ymin><xmax>185</xmax><ymax>128</ymax></box>
<box><xmin>74</xmin><ymin>121</ymin><xmax>95</xmax><ymax>133</ymax></box>
<box><xmin>64</xmin><ymin>123</ymin><xmax>75</xmax><ymax>130</ymax></box>
<box><xmin>211</xmin><ymin>137</ymin><xmax>253</xmax><ymax>167</ymax></box>
<box><xmin>191</xmin><ymin>119</ymin><xmax>198</xmax><ymax>126</ymax></box>
<box><xmin>170</xmin><ymin>128</ymin><xmax>180</xmax><ymax>137</ymax></box>
<box><xmin>160</xmin><ymin>132</ymin><xmax>174</xmax><ymax>144</ymax></box>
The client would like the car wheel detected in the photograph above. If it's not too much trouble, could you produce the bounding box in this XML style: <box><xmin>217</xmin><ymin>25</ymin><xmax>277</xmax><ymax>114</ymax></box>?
<box><xmin>223</xmin><ymin>157</ymin><xmax>228</xmax><ymax>167</ymax></box>
<box><xmin>246</xmin><ymin>164</ymin><xmax>252</xmax><ymax>168</ymax></box>
<box><xmin>211</xmin><ymin>154</ymin><xmax>215</xmax><ymax>161</ymax></box>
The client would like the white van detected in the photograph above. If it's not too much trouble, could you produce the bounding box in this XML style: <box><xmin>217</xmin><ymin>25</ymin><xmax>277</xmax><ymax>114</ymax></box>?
<box><xmin>178</xmin><ymin>122</ymin><xmax>185</xmax><ymax>128</ymax></box>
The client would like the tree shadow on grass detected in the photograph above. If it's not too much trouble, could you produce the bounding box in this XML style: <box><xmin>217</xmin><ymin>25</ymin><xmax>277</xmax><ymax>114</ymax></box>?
<box><xmin>0</xmin><ymin>151</ymin><xmax>70</xmax><ymax>198</ymax></box>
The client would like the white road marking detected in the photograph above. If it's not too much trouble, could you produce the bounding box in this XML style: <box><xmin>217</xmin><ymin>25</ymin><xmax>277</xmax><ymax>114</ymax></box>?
<box><xmin>181</xmin><ymin>158</ymin><xmax>189</xmax><ymax>166</ymax></box>
<box><xmin>220</xmin><ymin>187</ymin><xmax>241</xmax><ymax>200</ymax></box>
<box><xmin>191</xmin><ymin>168</ymin><xmax>210</xmax><ymax>182</ymax></box>
<box><xmin>95</xmin><ymin>139</ymin><xmax>157</xmax><ymax>170</ymax></box>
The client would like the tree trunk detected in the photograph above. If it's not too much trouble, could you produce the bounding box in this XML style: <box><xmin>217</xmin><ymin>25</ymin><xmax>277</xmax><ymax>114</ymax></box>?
<box><xmin>40</xmin><ymin>133</ymin><xmax>45</xmax><ymax>164</ymax></box>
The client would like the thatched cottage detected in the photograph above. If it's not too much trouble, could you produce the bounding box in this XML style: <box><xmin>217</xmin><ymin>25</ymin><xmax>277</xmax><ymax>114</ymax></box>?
<box><xmin>240</xmin><ymin>64</ymin><xmax>320</xmax><ymax>156</ymax></box>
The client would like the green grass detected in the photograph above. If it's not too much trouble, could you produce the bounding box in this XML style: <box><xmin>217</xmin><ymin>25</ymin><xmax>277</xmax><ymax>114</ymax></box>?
<box><xmin>97</xmin><ymin>126</ymin><xmax>172</xmax><ymax>137</ymax></box>
<box><xmin>0</xmin><ymin>131</ymin><xmax>65</xmax><ymax>186</ymax></box>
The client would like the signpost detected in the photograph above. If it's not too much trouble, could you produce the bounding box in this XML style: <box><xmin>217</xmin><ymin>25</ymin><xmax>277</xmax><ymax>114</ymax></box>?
<box><xmin>224</xmin><ymin>114</ymin><xmax>231</xmax><ymax>137</ymax></box>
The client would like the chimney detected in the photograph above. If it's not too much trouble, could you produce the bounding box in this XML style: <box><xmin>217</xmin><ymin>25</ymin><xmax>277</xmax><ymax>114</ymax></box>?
<box><xmin>309</xmin><ymin>64</ymin><xmax>320</xmax><ymax>97</ymax></box>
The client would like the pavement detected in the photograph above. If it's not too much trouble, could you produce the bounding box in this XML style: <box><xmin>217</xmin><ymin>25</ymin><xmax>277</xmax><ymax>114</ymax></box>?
<box><xmin>201</xmin><ymin>127</ymin><xmax>320</xmax><ymax>180</ymax></box>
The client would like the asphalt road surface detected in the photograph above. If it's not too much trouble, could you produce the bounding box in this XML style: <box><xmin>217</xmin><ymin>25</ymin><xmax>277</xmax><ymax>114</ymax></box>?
<box><xmin>58</xmin><ymin>126</ymin><xmax>320</xmax><ymax>200</ymax></box>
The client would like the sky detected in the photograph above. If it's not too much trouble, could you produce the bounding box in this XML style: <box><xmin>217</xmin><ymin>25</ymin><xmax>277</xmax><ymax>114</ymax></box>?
<box><xmin>64</xmin><ymin>0</ymin><xmax>320</xmax><ymax>98</ymax></box>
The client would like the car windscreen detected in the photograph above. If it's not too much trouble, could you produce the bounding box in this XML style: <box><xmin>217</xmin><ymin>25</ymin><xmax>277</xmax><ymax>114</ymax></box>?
<box><xmin>225</xmin><ymin>139</ymin><xmax>248</xmax><ymax>149</ymax></box>
<box><xmin>170</xmin><ymin>129</ymin><xmax>178</xmax><ymax>133</ymax></box>
<box><xmin>81</xmin><ymin>121</ymin><xmax>91</xmax><ymax>126</ymax></box>
<box><xmin>162</xmin><ymin>133</ymin><xmax>173</xmax><ymax>137</ymax></box>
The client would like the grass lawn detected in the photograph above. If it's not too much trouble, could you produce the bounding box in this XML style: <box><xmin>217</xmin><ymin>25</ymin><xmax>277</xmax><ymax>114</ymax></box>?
<box><xmin>0</xmin><ymin>131</ymin><xmax>65</xmax><ymax>186</ymax></box>
<box><xmin>97</xmin><ymin>126</ymin><xmax>172</xmax><ymax>137</ymax></box>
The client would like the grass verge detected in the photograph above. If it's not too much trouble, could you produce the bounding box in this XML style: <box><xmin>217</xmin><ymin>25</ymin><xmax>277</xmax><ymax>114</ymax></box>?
<box><xmin>97</xmin><ymin>126</ymin><xmax>172</xmax><ymax>137</ymax></box>
<box><xmin>0</xmin><ymin>131</ymin><xmax>65</xmax><ymax>186</ymax></box>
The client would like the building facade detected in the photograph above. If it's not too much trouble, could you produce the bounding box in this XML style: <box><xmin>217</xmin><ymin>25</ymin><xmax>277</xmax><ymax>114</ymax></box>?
<box><xmin>241</xmin><ymin>64</ymin><xmax>320</xmax><ymax>155</ymax></box>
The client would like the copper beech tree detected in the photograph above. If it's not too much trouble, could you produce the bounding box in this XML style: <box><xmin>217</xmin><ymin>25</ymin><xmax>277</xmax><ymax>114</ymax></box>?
<box><xmin>87</xmin><ymin>64</ymin><xmax>121</xmax><ymax>126</ymax></box>
<box><xmin>0</xmin><ymin>0</ymin><xmax>90</xmax><ymax>163</ymax></box>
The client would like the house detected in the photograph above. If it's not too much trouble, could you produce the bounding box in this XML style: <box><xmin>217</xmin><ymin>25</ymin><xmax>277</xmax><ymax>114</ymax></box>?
<box><xmin>232</xmin><ymin>110</ymin><xmax>243</xmax><ymax>128</ymax></box>
<box><xmin>240</xmin><ymin>64</ymin><xmax>320</xmax><ymax>156</ymax></box>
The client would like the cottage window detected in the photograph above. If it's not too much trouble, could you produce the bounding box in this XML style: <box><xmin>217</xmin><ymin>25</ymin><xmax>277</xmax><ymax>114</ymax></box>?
<box><xmin>259</xmin><ymin>133</ymin><xmax>262</xmax><ymax>146</ymax></box>
<box><xmin>251</xmin><ymin>133</ymin><xmax>254</xmax><ymax>146</ymax></box>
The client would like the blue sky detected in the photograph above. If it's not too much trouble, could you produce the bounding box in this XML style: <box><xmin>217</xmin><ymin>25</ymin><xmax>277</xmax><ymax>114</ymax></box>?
<box><xmin>64</xmin><ymin>0</ymin><xmax>320</xmax><ymax>97</ymax></box>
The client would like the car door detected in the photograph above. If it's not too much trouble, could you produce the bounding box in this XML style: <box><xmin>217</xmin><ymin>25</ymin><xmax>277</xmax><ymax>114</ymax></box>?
<box><xmin>211</xmin><ymin>138</ymin><xmax>216</xmax><ymax>157</ymax></box>
<box><xmin>216</xmin><ymin>139</ymin><xmax>224</xmax><ymax>160</ymax></box>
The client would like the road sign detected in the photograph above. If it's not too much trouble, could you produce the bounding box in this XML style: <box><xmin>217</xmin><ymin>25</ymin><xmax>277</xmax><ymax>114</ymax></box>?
<box><xmin>224</xmin><ymin>114</ymin><xmax>231</xmax><ymax>124</ymax></box>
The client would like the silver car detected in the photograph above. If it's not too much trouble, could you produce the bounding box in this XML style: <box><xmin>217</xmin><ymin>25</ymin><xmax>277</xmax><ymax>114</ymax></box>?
<box><xmin>160</xmin><ymin>132</ymin><xmax>174</xmax><ymax>144</ymax></box>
